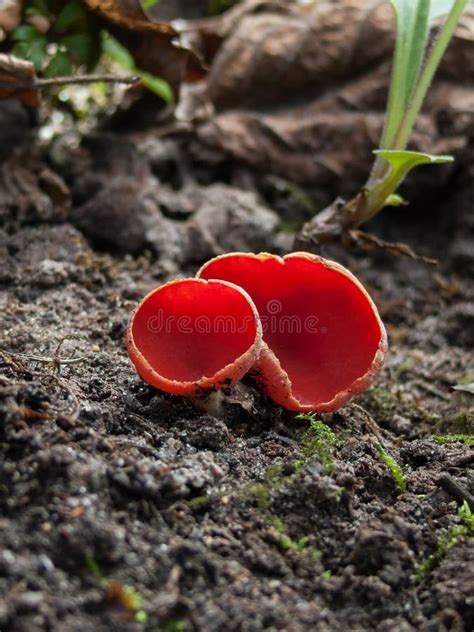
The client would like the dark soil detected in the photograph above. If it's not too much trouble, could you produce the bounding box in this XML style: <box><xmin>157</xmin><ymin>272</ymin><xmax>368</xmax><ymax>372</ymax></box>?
<box><xmin>0</xmin><ymin>96</ymin><xmax>473</xmax><ymax>632</ymax></box>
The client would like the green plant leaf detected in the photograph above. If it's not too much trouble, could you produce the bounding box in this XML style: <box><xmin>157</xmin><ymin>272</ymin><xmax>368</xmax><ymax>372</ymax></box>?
<box><xmin>60</xmin><ymin>33</ymin><xmax>93</xmax><ymax>66</ymax></box>
<box><xmin>44</xmin><ymin>50</ymin><xmax>73</xmax><ymax>77</ymax></box>
<box><xmin>102</xmin><ymin>33</ymin><xmax>135</xmax><ymax>71</ymax></box>
<box><xmin>375</xmin><ymin>149</ymin><xmax>453</xmax><ymax>183</ymax></box>
<box><xmin>54</xmin><ymin>1</ymin><xmax>86</xmax><ymax>32</ymax></box>
<box><xmin>137</xmin><ymin>70</ymin><xmax>173</xmax><ymax>103</ymax></box>
<box><xmin>103</xmin><ymin>32</ymin><xmax>173</xmax><ymax>103</ymax></box>
<box><xmin>382</xmin><ymin>0</ymin><xmax>430</xmax><ymax>150</ymax></box>
<box><xmin>374</xmin><ymin>149</ymin><xmax>454</xmax><ymax>199</ymax></box>
<box><xmin>385</xmin><ymin>193</ymin><xmax>408</xmax><ymax>207</ymax></box>
<box><xmin>26</xmin><ymin>0</ymin><xmax>49</xmax><ymax>18</ymax></box>
<box><xmin>13</xmin><ymin>35</ymin><xmax>48</xmax><ymax>70</ymax></box>
<box><xmin>11</xmin><ymin>24</ymin><xmax>41</xmax><ymax>42</ymax></box>
<box><xmin>142</xmin><ymin>0</ymin><xmax>163</xmax><ymax>8</ymax></box>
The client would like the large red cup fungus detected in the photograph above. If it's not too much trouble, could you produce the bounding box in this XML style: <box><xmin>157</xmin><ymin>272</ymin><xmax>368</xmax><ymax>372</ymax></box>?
<box><xmin>198</xmin><ymin>252</ymin><xmax>387</xmax><ymax>412</ymax></box>
<box><xmin>127</xmin><ymin>278</ymin><xmax>262</xmax><ymax>396</ymax></box>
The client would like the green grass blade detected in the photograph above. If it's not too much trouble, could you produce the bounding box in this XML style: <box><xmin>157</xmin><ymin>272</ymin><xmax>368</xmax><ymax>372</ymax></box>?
<box><xmin>395</xmin><ymin>0</ymin><xmax>469</xmax><ymax>149</ymax></box>
<box><xmin>381</xmin><ymin>0</ymin><xmax>430</xmax><ymax>150</ymax></box>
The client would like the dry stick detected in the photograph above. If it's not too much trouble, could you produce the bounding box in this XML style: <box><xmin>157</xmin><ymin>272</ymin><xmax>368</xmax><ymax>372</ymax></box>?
<box><xmin>12</xmin><ymin>352</ymin><xmax>85</xmax><ymax>366</ymax></box>
<box><xmin>437</xmin><ymin>474</ymin><xmax>474</xmax><ymax>513</ymax></box>
<box><xmin>0</xmin><ymin>349</ymin><xmax>81</xmax><ymax>426</ymax></box>
<box><xmin>0</xmin><ymin>73</ymin><xmax>139</xmax><ymax>90</ymax></box>
<box><xmin>350</xmin><ymin>402</ymin><xmax>386</xmax><ymax>445</ymax></box>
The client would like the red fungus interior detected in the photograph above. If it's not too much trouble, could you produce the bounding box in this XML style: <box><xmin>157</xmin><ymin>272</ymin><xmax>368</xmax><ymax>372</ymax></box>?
<box><xmin>200</xmin><ymin>255</ymin><xmax>382</xmax><ymax>405</ymax></box>
<box><xmin>131</xmin><ymin>280</ymin><xmax>257</xmax><ymax>383</ymax></box>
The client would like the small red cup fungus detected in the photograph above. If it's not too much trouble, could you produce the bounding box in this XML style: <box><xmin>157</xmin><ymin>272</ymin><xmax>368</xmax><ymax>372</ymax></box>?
<box><xmin>198</xmin><ymin>252</ymin><xmax>387</xmax><ymax>412</ymax></box>
<box><xmin>127</xmin><ymin>278</ymin><xmax>262</xmax><ymax>396</ymax></box>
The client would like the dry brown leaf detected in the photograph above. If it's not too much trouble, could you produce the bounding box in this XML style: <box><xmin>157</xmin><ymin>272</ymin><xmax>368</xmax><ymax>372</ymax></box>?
<box><xmin>199</xmin><ymin>62</ymin><xmax>437</xmax><ymax>192</ymax></box>
<box><xmin>0</xmin><ymin>53</ymin><xmax>40</xmax><ymax>107</ymax></box>
<box><xmin>196</xmin><ymin>1</ymin><xmax>473</xmax><ymax>192</ymax></box>
<box><xmin>145</xmin><ymin>0</ymin><xmax>210</xmax><ymax>22</ymax></box>
<box><xmin>84</xmin><ymin>0</ymin><xmax>177</xmax><ymax>34</ymax></box>
<box><xmin>346</xmin><ymin>229</ymin><xmax>438</xmax><ymax>265</ymax></box>
<box><xmin>83</xmin><ymin>0</ymin><xmax>206</xmax><ymax>97</ymax></box>
<box><xmin>206</xmin><ymin>0</ymin><xmax>395</xmax><ymax>111</ymax></box>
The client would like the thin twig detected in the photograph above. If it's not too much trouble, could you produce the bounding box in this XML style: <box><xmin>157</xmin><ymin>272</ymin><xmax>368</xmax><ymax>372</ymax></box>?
<box><xmin>437</xmin><ymin>474</ymin><xmax>474</xmax><ymax>512</ymax></box>
<box><xmin>0</xmin><ymin>73</ymin><xmax>139</xmax><ymax>90</ymax></box>
<box><xmin>0</xmin><ymin>349</ymin><xmax>81</xmax><ymax>426</ymax></box>
<box><xmin>11</xmin><ymin>353</ymin><xmax>85</xmax><ymax>366</ymax></box>
<box><xmin>350</xmin><ymin>403</ymin><xmax>386</xmax><ymax>444</ymax></box>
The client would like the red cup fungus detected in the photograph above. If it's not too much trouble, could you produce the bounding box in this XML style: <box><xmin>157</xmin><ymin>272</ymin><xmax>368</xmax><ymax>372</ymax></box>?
<box><xmin>197</xmin><ymin>252</ymin><xmax>387</xmax><ymax>412</ymax></box>
<box><xmin>127</xmin><ymin>278</ymin><xmax>262</xmax><ymax>396</ymax></box>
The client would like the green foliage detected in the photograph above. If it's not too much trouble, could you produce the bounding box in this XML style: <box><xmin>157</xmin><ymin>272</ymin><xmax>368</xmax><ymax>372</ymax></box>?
<box><xmin>296</xmin><ymin>414</ymin><xmax>342</xmax><ymax>474</ymax></box>
<box><xmin>208</xmin><ymin>0</ymin><xmax>240</xmax><ymax>14</ymax></box>
<box><xmin>187</xmin><ymin>495</ymin><xmax>211</xmax><ymax>509</ymax></box>
<box><xmin>368</xmin><ymin>387</ymin><xmax>398</xmax><ymax>415</ymax></box>
<box><xmin>11</xmin><ymin>0</ymin><xmax>101</xmax><ymax>75</ymax></box>
<box><xmin>433</xmin><ymin>434</ymin><xmax>474</xmax><ymax>445</ymax></box>
<box><xmin>153</xmin><ymin>621</ymin><xmax>187</xmax><ymax>632</ymax></box>
<box><xmin>142</xmin><ymin>0</ymin><xmax>163</xmax><ymax>8</ymax></box>
<box><xmin>85</xmin><ymin>556</ymin><xmax>103</xmax><ymax>581</ymax></box>
<box><xmin>240</xmin><ymin>465</ymin><xmax>284</xmax><ymax>512</ymax></box>
<box><xmin>85</xmin><ymin>557</ymin><xmax>147</xmax><ymax>623</ymax></box>
<box><xmin>7</xmin><ymin>0</ymin><xmax>173</xmax><ymax>101</ymax></box>
<box><xmin>416</xmin><ymin>500</ymin><xmax>474</xmax><ymax>581</ymax></box>
<box><xmin>102</xmin><ymin>33</ymin><xmax>173</xmax><ymax>102</ymax></box>
<box><xmin>435</xmin><ymin>412</ymin><xmax>471</xmax><ymax>435</ymax></box>
<box><xmin>376</xmin><ymin>445</ymin><xmax>407</xmax><ymax>492</ymax></box>
<box><xmin>240</xmin><ymin>481</ymin><xmax>271</xmax><ymax>512</ymax></box>
<box><xmin>270</xmin><ymin>518</ymin><xmax>318</xmax><ymax>557</ymax></box>
<box><xmin>365</xmin><ymin>150</ymin><xmax>453</xmax><ymax>216</ymax></box>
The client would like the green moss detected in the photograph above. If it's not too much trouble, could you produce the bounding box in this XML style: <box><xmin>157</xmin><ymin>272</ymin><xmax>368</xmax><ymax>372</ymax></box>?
<box><xmin>188</xmin><ymin>495</ymin><xmax>211</xmax><ymax>509</ymax></box>
<box><xmin>433</xmin><ymin>434</ymin><xmax>474</xmax><ymax>446</ymax></box>
<box><xmin>293</xmin><ymin>459</ymin><xmax>305</xmax><ymax>473</ymax></box>
<box><xmin>296</xmin><ymin>414</ymin><xmax>342</xmax><ymax>474</ymax></box>
<box><xmin>270</xmin><ymin>518</ymin><xmax>318</xmax><ymax>557</ymax></box>
<box><xmin>435</xmin><ymin>412</ymin><xmax>471</xmax><ymax>434</ymax></box>
<box><xmin>135</xmin><ymin>610</ymin><xmax>148</xmax><ymax>623</ymax></box>
<box><xmin>416</xmin><ymin>501</ymin><xmax>474</xmax><ymax>582</ymax></box>
<box><xmin>376</xmin><ymin>445</ymin><xmax>407</xmax><ymax>492</ymax></box>
<box><xmin>85</xmin><ymin>558</ymin><xmax>147</xmax><ymax>623</ymax></box>
<box><xmin>153</xmin><ymin>621</ymin><xmax>187</xmax><ymax>632</ymax></box>
<box><xmin>265</xmin><ymin>464</ymin><xmax>284</xmax><ymax>483</ymax></box>
<box><xmin>367</xmin><ymin>387</ymin><xmax>397</xmax><ymax>415</ymax></box>
<box><xmin>240</xmin><ymin>481</ymin><xmax>271</xmax><ymax>512</ymax></box>
<box><xmin>457</xmin><ymin>373</ymin><xmax>474</xmax><ymax>385</ymax></box>
<box><xmin>239</xmin><ymin>464</ymin><xmax>286</xmax><ymax>512</ymax></box>
<box><xmin>85</xmin><ymin>557</ymin><xmax>103</xmax><ymax>581</ymax></box>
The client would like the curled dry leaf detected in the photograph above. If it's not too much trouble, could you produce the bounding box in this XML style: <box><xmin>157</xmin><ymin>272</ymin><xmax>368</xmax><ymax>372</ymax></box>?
<box><xmin>84</xmin><ymin>0</ymin><xmax>176</xmax><ymax>34</ymax></box>
<box><xmin>346</xmin><ymin>230</ymin><xmax>438</xmax><ymax>266</ymax></box>
<box><xmin>206</xmin><ymin>0</ymin><xmax>395</xmax><ymax>111</ymax></box>
<box><xmin>144</xmin><ymin>0</ymin><xmax>210</xmax><ymax>22</ymax></box>
<box><xmin>83</xmin><ymin>0</ymin><xmax>206</xmax><ymax>97</ymax></box>
<box><xmin>0</xmin><ymin>53</ymin><xmax>40</xmax><ymax>107</ymax></box>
